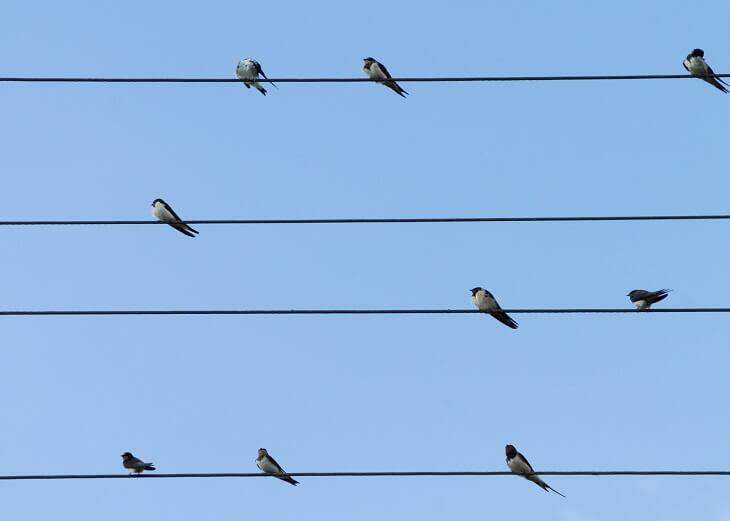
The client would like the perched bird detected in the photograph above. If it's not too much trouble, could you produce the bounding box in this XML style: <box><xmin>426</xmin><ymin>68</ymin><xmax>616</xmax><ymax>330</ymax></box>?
<box><xmin>683</xmin><ymin>49</ymin><xmax>728</xmax><ymax>93</ymax></box>
<box><xmin>256</xmin><ymin>448</ymin><xmax>299</xmax><ymax>486</ymax></box>
<box><xmin>236</xmin><ymin>59</ymin><xmax>273</xmax><ymax>95</ymax></box>
<box><xmin>151</xmin><ymin>198</ymin><xmax>199</xmax><ymax>238</ymax></box>
<box><xmin>505</xmin><ymin>444</ymin><xmax>565</xmax><ymax>498</ymax></box>
<box><xmin>121</xmin><ymin>452</ymin><xmax>156</xmax><ymax>475</ymax></box>
<box><xmin>470</xmin><ymin>287</ymin><xmax>518</xmax><ymax>329</ymax></box>
<box><xmin>362</xmin><ymin>57</ymin><xmax>408</xmax><ymax>97</ymax></box>
<box><xmin>627</xmin><ymin>288</ymin><xmax>671</xmax><ymax>310</ymax></box>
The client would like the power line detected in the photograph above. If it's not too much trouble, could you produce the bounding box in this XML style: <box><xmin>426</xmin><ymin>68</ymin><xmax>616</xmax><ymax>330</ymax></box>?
<box><xmin>0</xmin><ymin>470</ymin><xmax>728</xmax><ymax>480</ymax></box>
<box><xmin>0</xmin><ymin>308</ymin><xmax>727</xmax><ymax>317</ymax></box>
<box><xmin>0</xmin><ymin>73</ymin><xmax>727</xmax><ymax>84</ymax></box>
<box><xmin>1</xmin><ymin>214</ymin><xmax>730</xmax><ymax>226</ymax></box>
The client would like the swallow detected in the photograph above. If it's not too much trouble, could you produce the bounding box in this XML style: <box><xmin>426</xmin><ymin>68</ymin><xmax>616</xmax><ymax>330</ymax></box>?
<box><xmin>256</xmin><ymin>448</ymin><xmax>299</xmax><ymax>486</ymax></box>
<box><xmin>627</xmin><ymin>288</ymin><xmax>671</xmax><ymax>310</ymax></box>
<box><xmin>236</xmin><ymin>59</ymin><xmax>273</xmax><ymax>95</ymax></box>
<box><xmin>470</xmin><ymin>287</ymin><xmax>518</xmax><ymax>329</ymax></box>
<box><xmin>151</xmin><ymin>198</ymin><xmax>199</xmax><ymax>238</ymax></box>
<box><xmin>362</xmin><ymin>57</ymin><xmax>408</xmax><ymax>97</ymax></box>
<box><xmin>121</xmin><ymin>452</ymin><xmax>156</xmax><ymax>475</ymax></box>
<box><xmin>683</xmin><ymin>49</ymin><xmax>728</xmax><ymax>93</ymax></box>
<box><xmin>505</xmin><ymin>444</ymin><xmax>565</xmax><ymax>497</ymax></box>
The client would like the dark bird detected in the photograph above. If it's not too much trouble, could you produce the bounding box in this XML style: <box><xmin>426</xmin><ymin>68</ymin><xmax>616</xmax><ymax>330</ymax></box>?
<box><xmin>121</xmin><ymin>452</ymin><xmax>156</xmax><ymax>474</ymax></box>
<box><xmin>627</xmin><ymin>288</ymin><xmax>671</xmax><ymax>310</ymax></box>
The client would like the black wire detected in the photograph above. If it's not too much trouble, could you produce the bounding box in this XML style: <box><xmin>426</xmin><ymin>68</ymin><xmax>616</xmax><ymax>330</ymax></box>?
<box><xmin>0</xmin><ymin>470</ymin><xmax>728</xmax><ymax>480</ymax></box>
<box><xmin>0</xmin><ymin>73</ymin><xmax>727</xmax><ymax>83</ymax></box>
<box><xmin>1</xmin><ymin>214</ymin><xmax>730</xmax><ymax>226</ymax></box>
<box><xmin>0</xmin><ymin>308</ymin><xmax>726</xmax><ymax>316</ymax></box>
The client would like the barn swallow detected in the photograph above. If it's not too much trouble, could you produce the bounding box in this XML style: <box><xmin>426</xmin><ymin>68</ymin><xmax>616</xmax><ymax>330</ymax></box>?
<box><xmin>256</xmin><ymin>448</ymin><xmax>299</xmax><ymax>486</ymax></box>
<box><xmin>151</xmin><ymin>198</ymin><xmax>199</xmax><ymax>238</ymax></box>
<box><xmin>627</xmin><ymin>289</ymin><xmax>671</xmax><ymax>310</ymax></box>
<box><xmin>470</xmin><ymin>287</ymin><xmax>518</xmax><ymax>329</ymax></box>
<box><xmin>236</xmin><ymin>58</ymin><xmax>274</xmax><ymax>95</ymax></box>
<box><xmin>362</xmin><ymin>57</ymin><xmax>408</xmax><ymax>97</ymax></box>
<box><xmin>683</xmin><ymin>49</ymin><xmax>728</xmax><ymax>93</ymax></box>
<box><xmin>121</xmin><ymin>452</ymin><xmax>156</xmax><ymax>474</ymax></box>
<box><xmin>505</xmin><ymin>444</ymin><xmax>564</xmax><ymax>497</ymax></box>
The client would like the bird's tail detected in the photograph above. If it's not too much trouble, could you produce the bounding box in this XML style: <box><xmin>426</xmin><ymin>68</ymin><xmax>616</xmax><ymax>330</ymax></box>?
<box><xmin>255</xmin><ymin>84</ymin><xmax>268</xmax><ymax>96</ymax></box>
<box><xmin>278</xmin><ymin>474</ymin><xmax>299</xmax><ymax>486</ymax></box>
<box><xmin>385</xmin><ymin>80</ymin><xmax>408</xmax><ymax>97</ymax></box>
<box><xmin>144</xmin><ymin>464</ymin><xmax>156</xmax><ymax>471</ymax></box>
<box><xmin>651</xmin><ymin>289</ymin><xmax>671</xmax><ymax>303</ymax></box>
<box><xmin>534</xmin><ymin>476</ymin><xmax>565</xmax><ymax>497</ymax></box>
<box><xmin>490</xmin><ymin>310</ymin><xmax>519</xmax><ymax>329</ymax></box>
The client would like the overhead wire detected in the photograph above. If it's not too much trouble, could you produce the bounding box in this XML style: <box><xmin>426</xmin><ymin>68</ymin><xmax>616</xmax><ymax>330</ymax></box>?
<box><xmin>0</xmin><ymin>213</ymin><xmax>729</xmax><ymax>226</ymax></box>
<box><xmin>1</xmin><ymin>470</ymin><xmax>729</xmax><ymax>480</ymax></box>
<box><xmin>0</xmin><ymin>73</ymin><xmax>727</xmax><ymax>83</ymax></box>
<box><xmin>0</xmin><ymin>308</ymin><xmax>726</xmax><ymax>317</ymax></box>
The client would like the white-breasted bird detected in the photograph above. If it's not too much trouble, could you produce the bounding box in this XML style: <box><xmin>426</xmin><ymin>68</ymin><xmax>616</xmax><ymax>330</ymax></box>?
<box><xmin>236</xmin><ymin>59</ymin><xmax>273</xmax><ymax>95</ymax></box>
<box><xmin>256</xmin><ymin>448</ymin><xmax>299</xmax><ymax>486</ymax></box>
<box><xmin>151</xmin><ymin>198</ymin><xmax>199</xmax><ymax>238</ymax></box>
<box><xmin>505</xmin><ymin>444</ymin><xmax>565</xmax><ymax>497</ymax></box>
<box><xmin>683</xmin><ymin>48</ymin><xmax>728</xmax><ymax>93</ymax></box>
<box><xmin>627</xmin><ymin>288</ymin><xmax>671</xmax><ymax>310</ymax></box>
<box><xmin>121</xmin><ymin>452</ymin><xmax>156</xmax><ymax>474</ymax></box>
<box><xmin>362</xmin><ymin>57</ymin><xmax>408</xmax><ymax>97</ymax></box>
<box><xmin>470</xmin><ymin>287</ymin><xmax>518</xmax><ymax>329</ymax></box>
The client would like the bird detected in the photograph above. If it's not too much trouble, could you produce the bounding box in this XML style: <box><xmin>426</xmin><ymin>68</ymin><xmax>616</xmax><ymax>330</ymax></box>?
<box><xmin>627</xmin><ymin>289</ymin><xmax>671</xmax><ymax>310</ymax></box>
<box><xmin>683</xmin><ymin>49</ymin><xmax>728</xmax><ymax>93</ymax></box>
<box><xmin>121</xmin><ymin>452</ymin><xmax>156</xmax><ymax>475</ymax></box>
<box><xmin>256</xmin><ymin>448</ymin><xmax>299</xmax><ymax>485</ymax></box>
<box><xmin>236</xmin><ymin>59</ymin><xmax>273</xmax><ymax>95</ymax></box>
<box><xmin>470</xmin><ymin>287</ymin><xmax>519</xmax><ymax>329</ymax></box>
<box><xmin>505</xmin><ymin>444</ymin><xmax>565</xmax><ymax>497</ymax></box>
<box><xmin>362</xmin><ymin>57</ymin><xmax>408</xmax><ymax>97</ymax></box>
<box><xmin>151</xmin><ymin>198</ymin><xmax>199</xmax><ymax>238</ymax></box>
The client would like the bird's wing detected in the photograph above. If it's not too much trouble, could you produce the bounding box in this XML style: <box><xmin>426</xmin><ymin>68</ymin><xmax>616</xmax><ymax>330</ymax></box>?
<box><xmin>376</xmin><ymin>61</ymin><xmax>394</xmax><ymax>79</ymax></box>
<box><xmin>706</xmin><ymin>64</ymin><xmax>729</xmax><ymax>86</ymax></box>
<box><xmin>162</xmin><ymin>203</ymin><xmax>184</xmax><ymax>222</ymax></box>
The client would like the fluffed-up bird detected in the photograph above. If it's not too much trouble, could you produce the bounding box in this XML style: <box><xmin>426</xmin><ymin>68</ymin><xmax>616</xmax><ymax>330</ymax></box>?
<box><xmin>470</xmin><ymin>287</ymin><xmax>519</xmax><ymax>329</ymax></box>
<box><xmin>256</xmin><ymin>448</ymin><xmax>299</xmax><ymax>486</ymax></box>
<box><xmin>505</xmin><ymin>444</ymin><xmax>564</xmax><ymax>497</ymax></box>
<box><xmin>236</xmin><ymin>58</ymin><xmax>273</xmax><ymax>95</ymax></box>
<box><xmin>362</xmin><ymin>57</ymin><xmax>408</xmax><ymax>97</ymax></box>
<box><xmin>121</xmin><ymin>452</ymin><xmax>156</xmax><ymax>474</ymax></box>
<box><xmin>683</xmin><ymin>48</ymin><xmax>728</xmax><ymax>93</ymax></box>
<box><xmin>151</xmin><ymin>198</ymin><xmax>199</xmax><ymax>238</ymax></box>
<box><xmin>627</xmin><ymin>288</ymin><xmax>671</xmax><ymax>310</ymax></box>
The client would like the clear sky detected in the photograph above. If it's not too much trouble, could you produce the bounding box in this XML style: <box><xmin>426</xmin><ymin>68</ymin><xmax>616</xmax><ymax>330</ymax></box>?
<box><xmin>0</xmin><ymin>0</ymin><xmax>728</xmax><ymax>519</ymax></box>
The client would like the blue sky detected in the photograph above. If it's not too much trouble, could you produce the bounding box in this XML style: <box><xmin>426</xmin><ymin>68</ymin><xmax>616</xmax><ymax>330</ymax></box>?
<box><xmin>0</xmin><ymin>0</ymin><xmax>729</xmax><ymax>519</ymax></box>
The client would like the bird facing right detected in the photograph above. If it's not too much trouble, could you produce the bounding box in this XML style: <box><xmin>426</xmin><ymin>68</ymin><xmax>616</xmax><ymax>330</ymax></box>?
<box><xmin>683</xmin><ymin>48</ymin><xmax>728</xmax><ymax>93</ymax></box>
<box><xmin>121</xmin><ymin>452</ymin><xmax>156</xmax><ymax>474</ymax></box>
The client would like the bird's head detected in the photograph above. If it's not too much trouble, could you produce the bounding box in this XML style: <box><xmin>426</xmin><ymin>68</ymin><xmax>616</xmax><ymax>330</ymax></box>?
<box><xmin>505</xmin><ymin>444</ymin><xmax>517</xmax><ymax>457</ymax></box>
<box><xmin>121</xmin><ymin>452</ymin><xmax>133</xmax><ymax>460</ymax></box>
<box><xmin>258</xmin><ymin>448</ymin><xmax>268</xmax><ymax>457</ymax></box>
<box><xmin>691</xmin><ymin>48</ymin><xmax>705</xmax><ymax>57</ymax></box>
<box><xmin>470</xmin><ymin>287</ymin><xmax>483</xmax><ymax>296</ymax></box>
<box><xmin>151</xmin><ymin>198</ymin><xmax>164</xmax><ymax>207</ymax></box>
<box><xmin>627</xmin><ymin>290</ymin><xmax>642</xmax><ymax>298</ymax></box>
